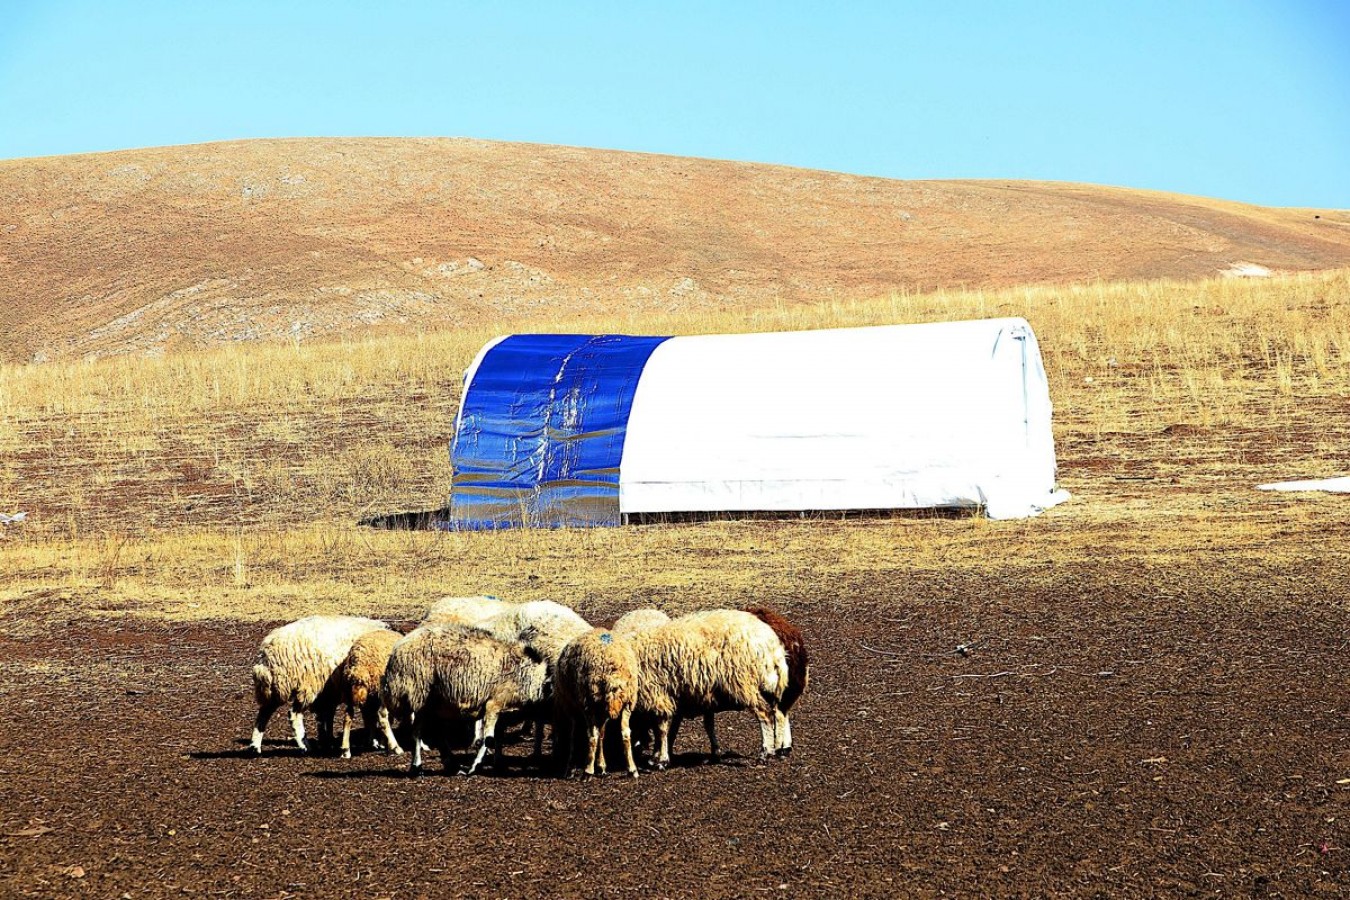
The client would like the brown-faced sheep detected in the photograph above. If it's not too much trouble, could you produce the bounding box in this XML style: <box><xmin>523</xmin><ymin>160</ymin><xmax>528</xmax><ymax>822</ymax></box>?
<box><xmin>336</xmin><ymin>628</ymin><xmax>405</xmax><ymax>759</ymax></box>
<box><xmin>380</xmin><ymin>624</ymin><xmax>552</xmax><ymax>776</ymax></box>
<box><xmin>743</xmin><ymin>606</ymin><xmax>810</xmax><ymax>757</ymax></box>
<box><xmin>249</xmin><ymin>615</ymin><xmax>391</xmax><ymax>755</ymax></box>
<box><xmin>554</xmin><ymin>628</ymin><xmax>640</xmax><ymax>778</ymax></box>
<box><xmin>630</xmin><ymin>609</ymin><xmax>787</xmax><ymax>769</ymax></box>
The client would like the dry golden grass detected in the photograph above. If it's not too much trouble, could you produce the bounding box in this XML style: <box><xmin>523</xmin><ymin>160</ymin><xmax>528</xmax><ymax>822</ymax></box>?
<box><xmin>2</xmin><ymin>269</ymin><xmax>1348</xmax><ymax>624</ymax></box>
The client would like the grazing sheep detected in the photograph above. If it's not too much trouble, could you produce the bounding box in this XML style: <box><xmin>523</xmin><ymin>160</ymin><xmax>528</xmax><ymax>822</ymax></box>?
<box><xmin>743</xmin><ymin>606</ymin><xmax>810</xmax><ymax>757</ymax></box>
<box><xmin>612</xmin><ymin>608</ymin><xmax>670</xmax><ymax>636</ymax></box>
<box><xmin>336</xmin><ymin>628</ymin><xmax>405</xmax><ymax>759</ymax></box>
<box><xmin>555</xmin><ymin>629</ymin><xmax>641</xmax><ymax>778</ymax></box>
<box><xmin>630</xmin><ymin>609</ymin><xmax>787</xmax><ymax>769</ymax></box>
<box><xmin>465</xmin><ymin>599</ymin><xmax>590</xmax><ymax>750</ymax></box>
<box><xmin>249</xmin><ymin>615</ymin><xmax>391</xmax><ymax>755</ymax></box>
<box><xmin>478</xmin><ymin>599</ymin><xmax>591</xmax><ymax>663</ymax></box>
<box><xmin>381</xmin><ymin>624</ymin><xmax>552</xmax><ymax>776</ymax></box>
<box><xmin>421</xmin><ymin>594</ymin><xmax>507</xmax><ymax>627</ymax></box>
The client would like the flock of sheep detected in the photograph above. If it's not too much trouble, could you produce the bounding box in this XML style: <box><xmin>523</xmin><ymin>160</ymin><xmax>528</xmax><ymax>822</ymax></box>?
<box><xmin>247</xmin><ymin>595</ymin><xmax>810</xmax><ymax>777</ymax></box>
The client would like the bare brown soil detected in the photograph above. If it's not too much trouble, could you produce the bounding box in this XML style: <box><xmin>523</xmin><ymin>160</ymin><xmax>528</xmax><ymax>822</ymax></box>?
<box><xmin>3</xmin><ymin>137</ymin><xmax>1349</xmax><ymax>361</ymax></box>
<box><xmin>3</xmin><ymin>563</ymin><xmax>1349</xmax><ymax>899</ymax></box>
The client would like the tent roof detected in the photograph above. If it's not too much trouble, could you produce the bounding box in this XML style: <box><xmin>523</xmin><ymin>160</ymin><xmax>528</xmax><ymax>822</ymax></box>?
<box><xmin>447</xmin><ymin>320</ymin><xmax>1067</xmax><ymax>529</ymax></box>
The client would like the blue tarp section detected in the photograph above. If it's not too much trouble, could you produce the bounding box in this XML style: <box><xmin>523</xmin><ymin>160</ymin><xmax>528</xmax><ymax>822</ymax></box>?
<box><xmin>446</xmin><ymin>334</ymin><xmax>671</xmax><ymax>529</ymax></box>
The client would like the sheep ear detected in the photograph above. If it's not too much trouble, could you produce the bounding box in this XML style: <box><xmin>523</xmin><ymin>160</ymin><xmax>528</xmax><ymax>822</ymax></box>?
<box><xmin>521</xmin><ymin>644</ymin><xmax>545</xmax><ymax>664</ymax></box>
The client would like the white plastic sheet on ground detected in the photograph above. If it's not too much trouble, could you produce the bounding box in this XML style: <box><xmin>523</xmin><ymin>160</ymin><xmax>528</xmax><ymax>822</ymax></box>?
<box><xmin>618</xmin><ymin>317</ymin><xmax>1070</xmax><ymax>520</ymax></box>
<box><xmin>1257</xmin><ymin>477</ymin><xmax>1350</xmax><ymax>494</ymax></box>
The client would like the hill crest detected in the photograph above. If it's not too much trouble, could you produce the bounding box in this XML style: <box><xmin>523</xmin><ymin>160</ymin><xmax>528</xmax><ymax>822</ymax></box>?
<box><xmin>2</xmin><ymin>137</ymin><xmax>1348</xmax><ymax>362</ymax></box>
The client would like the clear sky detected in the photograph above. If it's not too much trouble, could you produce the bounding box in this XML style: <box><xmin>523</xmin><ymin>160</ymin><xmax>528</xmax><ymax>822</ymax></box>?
<box><xmin>1</xmin><ymin>1</ymin><xmax>1346</xmax><ymax>207</ymax></box>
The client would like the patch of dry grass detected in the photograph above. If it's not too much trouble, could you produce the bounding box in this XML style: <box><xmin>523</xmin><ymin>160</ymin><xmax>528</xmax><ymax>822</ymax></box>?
<box><xmin>1</xmin><ymin>270</ymin><xmax>1347</xmax><ymax>623</ymax></box>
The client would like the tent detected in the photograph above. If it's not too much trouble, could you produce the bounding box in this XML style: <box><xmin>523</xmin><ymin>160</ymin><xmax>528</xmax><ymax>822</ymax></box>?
<box><xmin>446</xmin><ymin>318</ymin><xmax>1069</xmax><ymax>528</ymax></box>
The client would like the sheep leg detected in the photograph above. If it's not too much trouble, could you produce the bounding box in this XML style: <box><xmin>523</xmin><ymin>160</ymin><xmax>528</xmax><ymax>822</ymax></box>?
<box><xmin>314</xmin><ymin>700</ymin><xmax>338</xmax><ymax>752</ymax></box>
<box><xmin>775</xmin><ymin>710</ymin><xmax>793</xmax><ymax>757</ymax></box>
<box><xmin>668</xmin><ymin>714</ymin><xmax>683</xmax><ymax>756</ymax></box>
<box><xmin>703</xmin><ymin>712</ymin><xmax>721</xmax><ymax>761</ymax></box>
<box><xmin>409</xmin><ymin>717</ymin><xmax>425</xmax><ymax>776</ymax></box>
<box><xmin>289</xmin><ymin>705</ymin><xmax>308</xmax><ymax>752</ymax></box>
<box><xmin>620</xmin><ymin>707</ymin><xmax>639</xmax><ymax>778</ymax></box>
<box><xmin>250</xmin><ymin>697</ymin><xmax>280</xmax><ymax>755</ymax></box>
<box><xmin>754</xmin><ymin>707</ymin><xmax>775</xmax><ymax>761</ymax></box>
<box><xmin>376</xmin><ymin>705</ymin><xmax>403</xmax><ymax>755</ymax></box>
<box><xmin>583</xmin><ymin>721</ymin><xmax>601</xmax><ymax>776</ymax></box>
<box><xmin>464</xmin><ymin>705</ymin><xmax>500</xmax><ymax>776</ymax></box>
<box><xmin>594</xmin><ymin>719</ymin><xmax>610</xmax><ymax>776</ymax></box>
<box><xmin>653</xmin><ymin>718</ymin><xmax>671</xmax><ymax>770</ymax></box>
<box><xmin>339</xmin><ymin>703</ymin><xmax>354</xmax><ymax>759</ymax></box>
<box><xmin>359</xmin><ymin>696</ymin><xmax>386</xmax><ymax>755</ymax></box>
<box><xmin>532</xmin><ymin>714</ymin><xmax>546</xmax><ymax>761</ymax></box>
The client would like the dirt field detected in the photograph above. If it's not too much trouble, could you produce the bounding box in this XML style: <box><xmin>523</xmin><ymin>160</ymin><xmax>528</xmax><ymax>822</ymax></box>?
<box><xmin>4</xmin><ymin>558</ymin><xmax>1348</xmax><ymax>899</ymax></box>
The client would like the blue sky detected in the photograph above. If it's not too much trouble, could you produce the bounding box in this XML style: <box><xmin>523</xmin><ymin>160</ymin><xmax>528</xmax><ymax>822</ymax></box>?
<box><xmin>0</xmin><ymin>1</ymin><xmax>1346</xmax><ymax>207</ymax></box>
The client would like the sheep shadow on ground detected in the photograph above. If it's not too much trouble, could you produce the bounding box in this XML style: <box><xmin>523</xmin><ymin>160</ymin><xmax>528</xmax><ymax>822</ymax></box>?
<box><xmin>191</xmin><ymin>739</ymin><xmax>320</xmax><ymax>760</ymax></box>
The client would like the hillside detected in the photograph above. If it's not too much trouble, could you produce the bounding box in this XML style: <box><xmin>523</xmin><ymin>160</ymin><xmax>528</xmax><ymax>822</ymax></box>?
<box><xmin>2</xmin><ymin>137</ymin><xmax>1348</xmax><ymax>362</ymax></box>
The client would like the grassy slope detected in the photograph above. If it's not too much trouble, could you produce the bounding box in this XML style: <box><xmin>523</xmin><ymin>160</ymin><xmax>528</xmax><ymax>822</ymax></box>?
<box><xmin>1</xmin><ymin>270</ymin><xmax>1347</xmax><ymax>624</ymax></box>
<box><xmin>3</xmin><ymin>138</ymin><xmax>1349</xmax><ymax>362</ymax></box>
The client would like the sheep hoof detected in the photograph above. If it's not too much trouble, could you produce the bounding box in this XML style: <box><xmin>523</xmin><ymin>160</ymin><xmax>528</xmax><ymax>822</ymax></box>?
<box><xmin>629</xmin><ymin>769</ymin><xmax>640</xmax><ymax>780</ymax></box>
<box><xmin>409</xmin><ymin>765</ymin><xmax>425</xmax><ymax>779</ymax></box>
<box><xmin>458</xmin><ymin>766</ymin><xmax>476</xmax><ymax>777</ymax></box>
<box><xmin>653</xmin><ymin>760</ymin><xmax>668</xmax><ymax>771</ymax></box>
<box><xmin>340</xmin><ymin>750</ymin><xmax>351</xmax><ymax>760</ymax></box>
<box><xmin>776</xmin><ymin>746</ymin><xmax>793</xmax><ymax>759</ymax></box>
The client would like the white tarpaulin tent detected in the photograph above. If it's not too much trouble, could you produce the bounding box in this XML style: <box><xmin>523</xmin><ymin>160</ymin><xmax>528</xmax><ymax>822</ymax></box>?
<box><xmin>620</xmin><ymin>318</ymin><xmax>1069</xmax><ymax>520</ymax></box>
<box><xmin>447</xmin><ymin>318</ymin><xmax>1069</xmax><ymax>527</ymax></box>
<box><xmin>1257</xmin><ymin>477</ymin><xmax>1350</xmax><ymax>493</ymax></box>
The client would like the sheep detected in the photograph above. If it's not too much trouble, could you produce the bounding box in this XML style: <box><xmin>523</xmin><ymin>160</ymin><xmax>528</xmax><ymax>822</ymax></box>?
<box><xmin>554</xmin><ymin>628</ymin><xmax>641</xmax><ymax>778</ymax></box>
<box><xmin>380</xmin><ymin>623</ymin><xmax>552</xmax><ymax>776</ymax></box>
<box><xmin>431</xmin><ymin>598</ymin><xmax>589</xmax><ymax>751</ymax></box>
<box><xmin>249</xmin><ymin>615</ymin><xmax>391</xmax><ymax>755</ymax></box>
<box><xmin>743</xmin><ymin>606</ymin><xmax>810</xmax><ymax>757</ymax></box>
<box><xmin>477</xmin><ymin>599</ymin><xmax>591</xmax><ymax>663</ymax></box>
<box><xmin>421</xmin><ymin>594</ymin><xmax>507</xmax><ymax>627</ymax></box>
<box><xmin>336</xmin><ymin>628</ymin><xmax>405</xmax><ymax>759</ymax></box>
<box><xmin>611</xmin><ymin>608</ymin><xmax>670</xmax><ymax>636</ymax></box>
<box><xmin>629</xmin><ymin>609</ymin><xmax>787</xmax><ymax>769</ymax></box>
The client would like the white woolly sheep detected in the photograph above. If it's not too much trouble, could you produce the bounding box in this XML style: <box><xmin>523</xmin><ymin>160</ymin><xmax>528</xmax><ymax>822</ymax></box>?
<box><xmin>611</xmin><ymin>608</ymin><xmax>670</xmax><ymax>637</ymax></box>
<box><xmin>630</xmin><ymin>609</ymin><xmax>788</xmax><ymax>768</ymax></box>
<box><xmin>554</xmin><ymin>628</ymin><xmax>641</xmax><ymax>778</ymax></box>
<box><xmin>673</xmin><ymin>606</ymin><xmax>811</xmax><ymax>758</ymax></box>
<box><xmin>381</xmin><ymin>624</ymin><xmax>552</xmax><ymax>776</ymax></box>
<box><xmin>434</xmin><ymin>598</ymin><xmax>588</xmax><ymax>749</ymax></box>
<box><xmin>250</xmin><ymin>615</ymin><xmax>391</xmax><ymax>755</ymax></box>
<box><xmin>477</xmin><ymin>599</ymin><xmax>591</xmax><ymax>664</ymax></box>
<box><xmin>336</xmin><ymin>628</ymin><xmax>405</xmax><ymax>759</ymax></box>
<box><xmin>421</xmin><ymin>594</ymin><xmax>508</xmax><ymax>627</ymax></box>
